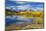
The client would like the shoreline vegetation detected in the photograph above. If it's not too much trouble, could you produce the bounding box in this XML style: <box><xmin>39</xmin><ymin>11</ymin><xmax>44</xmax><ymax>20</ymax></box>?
<box><xmin>6</xmin><ymin>9</ymin><xmax>44</xmax><ymax>18</ymax></box>
<box><xmin>5</xmin><ymin>9</ymin><xmax>44</xmax><ymax>30</ymax></box>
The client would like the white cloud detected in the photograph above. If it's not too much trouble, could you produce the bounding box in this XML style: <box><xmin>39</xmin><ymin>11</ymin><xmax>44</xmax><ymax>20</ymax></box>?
<box><xmin>12</xmin><ymin>8</ymin><xmax>16</xmax><ymax>10</ymax></box>
<box><xmin>36</xmin><ymin>8</ymin><xmax>44</xmax><ymax>11</ymax></box>
<box><xmin>31</xmin><ymin>7</ymin><xmax>44</xmax><ymax>11</ymax></box>
<box><xmin>16</xmin><ymin>6</ymin><xmax>26</xmax><ymax>10</ymax></box>
<box><xmin>10</xmin><ymin>6</ymin><xmax>16</xmax><ymax>10</ymax></box>
<box><xmin>6</xmin><ymin>5</ymin><xmax>43</xmax><ymax>12</ymax></box>
<box><xmin>6</xmin><ymin>7</ymin><xmax>11</xmax><ymax>9</ymax></box>
<box><xmin>27</xmin><ymin>7</ymin><xmax>37</xmax><ymax>11</ymax></box>
<box><xmin>27</xmin><ymin>7</ymin><xmax>44</xmax><ymax>11</ymax></box>
<box><xmin>16</xmin><ymin>2</ymin><xmax>26</xmax><ymax>4</ymax></box>
<box><xmin>16</xmin><ymin>4</ymin><xmax>31</xmax><ymax>10</ymax></box>
<box><xmin>6</xmin><ymin>6</ymin><xmax>16</xmax><ymax>10</ymax></box>
<box><xmin>9</xmin><ymin>0</ymin><xmax>27</xmax><ymax>4</ymax></box>
<box><xmin>37</xmin><ymin>8</ymin><xmax>43</xmax><ymax>10</ymax></box>
<box><xmin>10</xmin><ymin>6</ymin><xmax>15</xmax><ymax>8</ymax></box>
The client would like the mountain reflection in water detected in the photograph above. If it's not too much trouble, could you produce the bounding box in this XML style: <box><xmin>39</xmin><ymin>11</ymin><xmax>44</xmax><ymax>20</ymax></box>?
<box><xmin>5</xmin><ymin>16</ymin><xmax>33</xmax><ymax>26</ymax></box>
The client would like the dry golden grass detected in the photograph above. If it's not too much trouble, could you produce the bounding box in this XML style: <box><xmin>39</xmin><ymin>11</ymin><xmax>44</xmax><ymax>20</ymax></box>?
<box><xmin>6</xmin><ymin>11</ymin><xmax>44</xmax><ymax>30</ymax></box>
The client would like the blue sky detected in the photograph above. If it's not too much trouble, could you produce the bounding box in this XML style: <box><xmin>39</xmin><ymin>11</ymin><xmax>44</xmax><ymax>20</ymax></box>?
<box><xmin>5</xmin><ymin>0</ymin><xmax>44</xmax><ymax>11</ymax></box>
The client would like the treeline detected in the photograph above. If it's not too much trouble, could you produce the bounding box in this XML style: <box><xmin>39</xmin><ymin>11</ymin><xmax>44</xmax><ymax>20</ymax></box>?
<box><xmin>5</xmin><ymin>9</ymin><xmax>44</xmax><ymax>18</ymax></box>
<box><xmin>5</xmin><ymin>9</ymin><xmax>19</xmax><ymax>16</ymax></box>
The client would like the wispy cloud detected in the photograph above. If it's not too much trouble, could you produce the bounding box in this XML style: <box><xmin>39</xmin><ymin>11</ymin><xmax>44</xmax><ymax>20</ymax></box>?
<box><xmin>16</xmin><ymin>4</ymin><xmax>31</xmax><ymax>10</ymax></box>
<box><xmin>6</xmin><ymin>6</ymin><xmax>11</xmax><ymax>9</ymax></box>
<box><xmin>8</xmin><ymin>0</ymin><xmax>28</xmax><ymax>5</ymax></box>
<box><xmin>36</xmin><ymin>8</ymin><xmax>43</xmax><ymax>11</ymax></box>
<box><xmin>15</xmin><ymin>1</ymin><xmax>26</xmax><ymax>4</ymax></box>
<box><xmin>6</xmin><ymin>1</ymin><xmax>44</xmax><ymax>11</ymax></box>
<box><xmin>6</xmin><ymin>4</ymin><xmax>31</xmax><ymax>10</ymax></box>
<box><xmin>6</xmin><ymin>5</ymin><xmax>43</xmax><ymax>11</ymax></box>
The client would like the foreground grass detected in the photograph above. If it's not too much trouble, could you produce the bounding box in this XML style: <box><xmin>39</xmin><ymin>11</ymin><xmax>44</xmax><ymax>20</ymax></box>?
<box><xmin>5</xmin><ymin>24</ymin><xmax>44</xmax><ymax>30</ymax></box>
